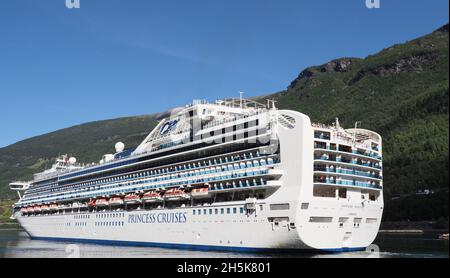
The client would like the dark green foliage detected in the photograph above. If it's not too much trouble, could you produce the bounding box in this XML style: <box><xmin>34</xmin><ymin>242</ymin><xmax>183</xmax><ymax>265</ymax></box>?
<box><xmin>260</xmin><ymin>24</ymin><xmax>449</xmax><ymax>221</ymax></box>
<box><xmin>0</xmin><ymin>115</ymin><xmax>158</xmax><ymax>198</ymax></box>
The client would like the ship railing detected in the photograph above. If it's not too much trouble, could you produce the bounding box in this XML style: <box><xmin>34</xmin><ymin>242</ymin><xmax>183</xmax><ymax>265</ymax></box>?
<box><xmin>22</xmin><ymin>149</ymin><xmax>274</xmax><ymax>200</ymax></box>
<box><xmin>314</xmin><ymin>156</ymin><xmax>382</xmax><ymax>170</ymax></box>
<box><xmin>202</xmin><ymin>111</ymin><xmax>261</xmax><ymax>130</ymax></box>
<box><xmin>22</xmin><ymin>159</ymin><xmax>277</xmax><ymax>202</ymax></box>
<box><xmin>313</xmin><ymin>181</ymin><xmax>382</xmax><ymax>190</ymax></box>
<box><xmin>313</xmin><ymin>148</ymin><xmax>382</xmax><ymax>161</ymax></box>
<box><xmin>19</xmin><ymin>160</ymin><xmax>279</xmax><ymax>205</ymax></box>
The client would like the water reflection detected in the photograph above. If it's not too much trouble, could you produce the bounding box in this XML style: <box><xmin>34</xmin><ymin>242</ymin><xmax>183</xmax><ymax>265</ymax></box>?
<box><xmin>0</xmin><ymin>229</ymin><xmax>448</xmax><ymax>258</ymax></box>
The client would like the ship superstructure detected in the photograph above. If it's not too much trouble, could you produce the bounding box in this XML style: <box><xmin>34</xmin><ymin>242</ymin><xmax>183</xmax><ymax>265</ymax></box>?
<box><xmin>11</xmin><ymin>97</ymin><xmax>383</xmax><ymax>251</ymax></box>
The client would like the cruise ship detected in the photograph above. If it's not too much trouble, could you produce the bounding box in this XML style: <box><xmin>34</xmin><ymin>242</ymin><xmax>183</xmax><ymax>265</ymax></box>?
<box><xmin>10</xmin><ymin>97</ymin><xmax>383</xmax><ymax>252</ymax></box>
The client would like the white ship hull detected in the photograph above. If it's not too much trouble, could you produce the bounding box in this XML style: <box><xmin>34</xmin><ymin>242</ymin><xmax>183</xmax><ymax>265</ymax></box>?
<box><xmin>12</xmin><ymin>100</ymin><xmax>384</xmax><ymax>252</ymax></box>
<box><xmin>16</xmin><ymin>196</ymin><xmax>381</xmax><ymax>251</ymax></box>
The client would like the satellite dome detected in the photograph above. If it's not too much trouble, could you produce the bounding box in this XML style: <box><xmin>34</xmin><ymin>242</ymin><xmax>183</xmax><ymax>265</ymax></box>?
<box><xmin>115</xmin><ymin>142</ymin><xmax>125</xmax><ymax>153</ymax></box>
<box><xmin>68</xmin><ymin>157</ymin><xmax>77</xmax><ymax>164</ymax></box>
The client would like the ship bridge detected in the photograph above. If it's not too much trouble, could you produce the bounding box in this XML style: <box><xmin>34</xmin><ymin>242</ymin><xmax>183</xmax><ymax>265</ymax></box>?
<box><xmin>10</xmin><ymin>181</ymin><xmax>30</xmax><ymax>199</ymax></box>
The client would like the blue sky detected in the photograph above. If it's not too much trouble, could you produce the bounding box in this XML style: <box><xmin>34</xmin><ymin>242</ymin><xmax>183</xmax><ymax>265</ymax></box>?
<box><xmin>0</xmin><ymin>0</ymin><xmax>448</xmax><ymax>147</ymax></box>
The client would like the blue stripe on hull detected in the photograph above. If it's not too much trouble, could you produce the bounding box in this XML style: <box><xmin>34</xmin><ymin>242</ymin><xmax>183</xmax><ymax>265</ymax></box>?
<box><xmin>30</xmin><ymin>236</ymin><xmax>365</xmax><ymax>253</ymax></box>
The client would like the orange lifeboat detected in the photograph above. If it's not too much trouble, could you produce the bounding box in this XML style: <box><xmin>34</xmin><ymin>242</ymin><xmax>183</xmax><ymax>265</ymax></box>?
<box><xmin>164</xmin><ymin>188</ymin><xmax>190</xmax><ymax>201</ymax></box>
<box><xmin>41</xmin><ymin>205</ymin><xmax>50</xmax><ymax>211</ymax></box>
<box><xmin>20</xmin><ymin>207</ymin><xmax>27</xmax><ymax>214</ymax></box>
<box><xmin>124</xmin><ymin>193</ymin><xmax>142</xmax><ymax>204</ymax></box>
<box><xmin>191</xmin><ymin>186</ymin><xmax>210</xmax><ymax>198</ymax></box>
<box><xmin>27</xmin><ymin>207</ymin><xmax>35</xmax><ymax>213</ymax></box>
<box><xmin>109</xmin><ymin>197</ymin><xmax>124</xmax><ymax>206</ymax></box>
<box><xmin>34</xmin><ymin>206</ymin><xmax>42</xmax><ymax>212</ymax></box>
<box><xmin>95</xmin><ymin>198</ymin><xmax>109</xmax><ymax>207</ymax></box>
<box><xmin>142</xmin><ymin>191</ymin><xmax>163</xmax><ymax>203</ymax></box>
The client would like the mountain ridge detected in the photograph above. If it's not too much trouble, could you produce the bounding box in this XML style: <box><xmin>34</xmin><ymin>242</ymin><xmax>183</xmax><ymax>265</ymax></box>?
<box><xmin>1</xmin><ymin>23</ymin><xmax>448</xmax><ymax>222</ymax></box>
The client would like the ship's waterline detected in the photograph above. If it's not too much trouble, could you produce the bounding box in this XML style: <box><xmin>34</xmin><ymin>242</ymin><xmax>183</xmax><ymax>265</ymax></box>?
<box><xmin>10</xmin><ymin>97</ymin><xmax>384</xmax><ymax>251</ymax></box>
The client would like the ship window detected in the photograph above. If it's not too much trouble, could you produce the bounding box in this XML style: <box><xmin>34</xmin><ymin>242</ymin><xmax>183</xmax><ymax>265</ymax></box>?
<box><xmin>366</xmin><ymin>218</ymin><xmax>377</xmax><ymax>224</ymax></box>
<box><xmin>309</xmin><ymin>217</ymin><xmax>333</xmax><ymax>223</ymax></box>
<box><xmin>198</xmin><ymin>209</ymin><xmax>201</xmax><ymax>215</ymax></box>
<box><xmin>354</xmin><ymin>218</ymin><xmax>362</xmax><ymax>224</ymax></box>
<box><xmin>270</xmin><ymin>203</ymin><xmax>290</xmax><ymax>210</ymax></box>
<box><xmin>227</xmin><ymin>208</ymin><xmax>230</xmax><ymax>214</ymax></box>
<box><xmin>338</xmin><ymin>188</ymin><xmax>347</xmax><ymax>199</ymax></box>
<box><xmin>209</xmin><ymin>209</ymin><xmax>213</xmax><ymax>214</ymax></box>
<box><xmin>221</xmin><ymin>208</ymin><xmax>224</xmax><ymax>214</ymax></box>
<box><xmin>193</xmin><ymin>210</ymin><xmax>196</xmax><ymax>215</ymax></box>
<box><xmin>314</xmin><ymin>141</ymin><xmax>327</xmax><ymax>149</ymax></box>
<box><xmin>215</xmin><ymin>209</ymin><xmax>218</xmax><ymax>214</ymax></box>
<box><xmin>204</xmin><ymin>209</ymin><xmax>207</xmax><ymax>215</ymax></box>
<box><xmin>233</xmin><ymin>208</ymin><xmax>237</xmax><ymax>214</ymax></box>
<box><xmin>339</xmin><ymin>217</ymin><xmax>349</xmax><ymax>223</ymax></box>
<box><xmin>240</xmin><ymin>207</ymin><xmax>244</xmax><ymax>214</ymax></box>
<box><xmin>313</xmin><ymin>185</ymin><xmax>336</xmax><ymax>198</ymax></box>
<box><xmin>314</xmin><ymin>131</ymin><xmax>330</xmax><ymax>140</ymax></box>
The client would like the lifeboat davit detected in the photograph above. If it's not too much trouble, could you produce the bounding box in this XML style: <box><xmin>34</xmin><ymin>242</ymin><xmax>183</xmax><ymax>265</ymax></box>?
<box><xmin>142</xmin><ymin>191</ymin><xmax>163</xmax><ymax>203</ymax></box>
<box><xmin>88</xmin><ymin>199</ymin><xmax>96</xmax><ymax>208</ymax></box>
<box><xmin>95</xmin><ymin>198</ymin><xmax>109</xmax><ymax>207</ymax></box>
<box><xmin>124</xmin><ymin>193</ymin><xmax>142</xmax><ymax>204</ymax></box>
<box><xmin>109</xmin><ymin>197</ymin><xmax>124</xmax><ymax>206</ymax></box>
<box><xmin>164</xmin><ymin>188</ymin><xmax>190</xmax><ymax>201</ymax></box>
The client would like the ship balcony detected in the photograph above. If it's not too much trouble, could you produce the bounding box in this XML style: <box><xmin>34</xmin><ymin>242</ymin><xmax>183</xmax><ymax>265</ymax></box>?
<box><xmin>21</xmin><ymin>150</ymin><xmax>279</xmax><ymax>203</ymax></box>
<box><xmin>314</xmin><ymin>170</ymin><xmax>382</xmax><ymax>181</ymax></box>
<box><xmin>313</xmin><ymin>166</ymin><xmax>382</xmax><ymax>180</ymax></box>
<box><xmin>20</xmin><ymin>164</ymin><xmax>280</xmax><ymax>206</ymax></box>
<box><xmin>314</xmin><ymin>147</ymin><xmax>382</xmax><ymax>161</ymax></box>
<box><xmin>314</xmin><ymin>156</ymin><xmax>382</xmax><ymax>170</ymax></box>
<box><xmin>209</xmin><ymin>178</ymin><xmax>272</xmax><ymax>193</ymax></box>
<box><xmin>313</xmin><ymin>178</ymin><xmax>382</xmax><ymax>190</ymax></box>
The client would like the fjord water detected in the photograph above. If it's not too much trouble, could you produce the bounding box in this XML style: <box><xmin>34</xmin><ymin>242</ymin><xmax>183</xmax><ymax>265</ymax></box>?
<box><xmin>0</xmin><ymin>228</ymin><xmax>448</xmax><ymax>258</ymax></box>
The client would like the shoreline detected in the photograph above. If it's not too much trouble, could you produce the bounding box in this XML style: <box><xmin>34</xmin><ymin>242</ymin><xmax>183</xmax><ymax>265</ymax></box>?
<box><xmin>379</xmin><ymin>229</ymin><xmax>449</xmax><ymax>234</ymax></box>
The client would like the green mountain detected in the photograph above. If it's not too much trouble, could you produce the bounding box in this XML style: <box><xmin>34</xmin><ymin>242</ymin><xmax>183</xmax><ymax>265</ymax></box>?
<box><xmin>1</xmin><ymin>24</ymin><xmax>448</xmax><ymax>222</ymax></box>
